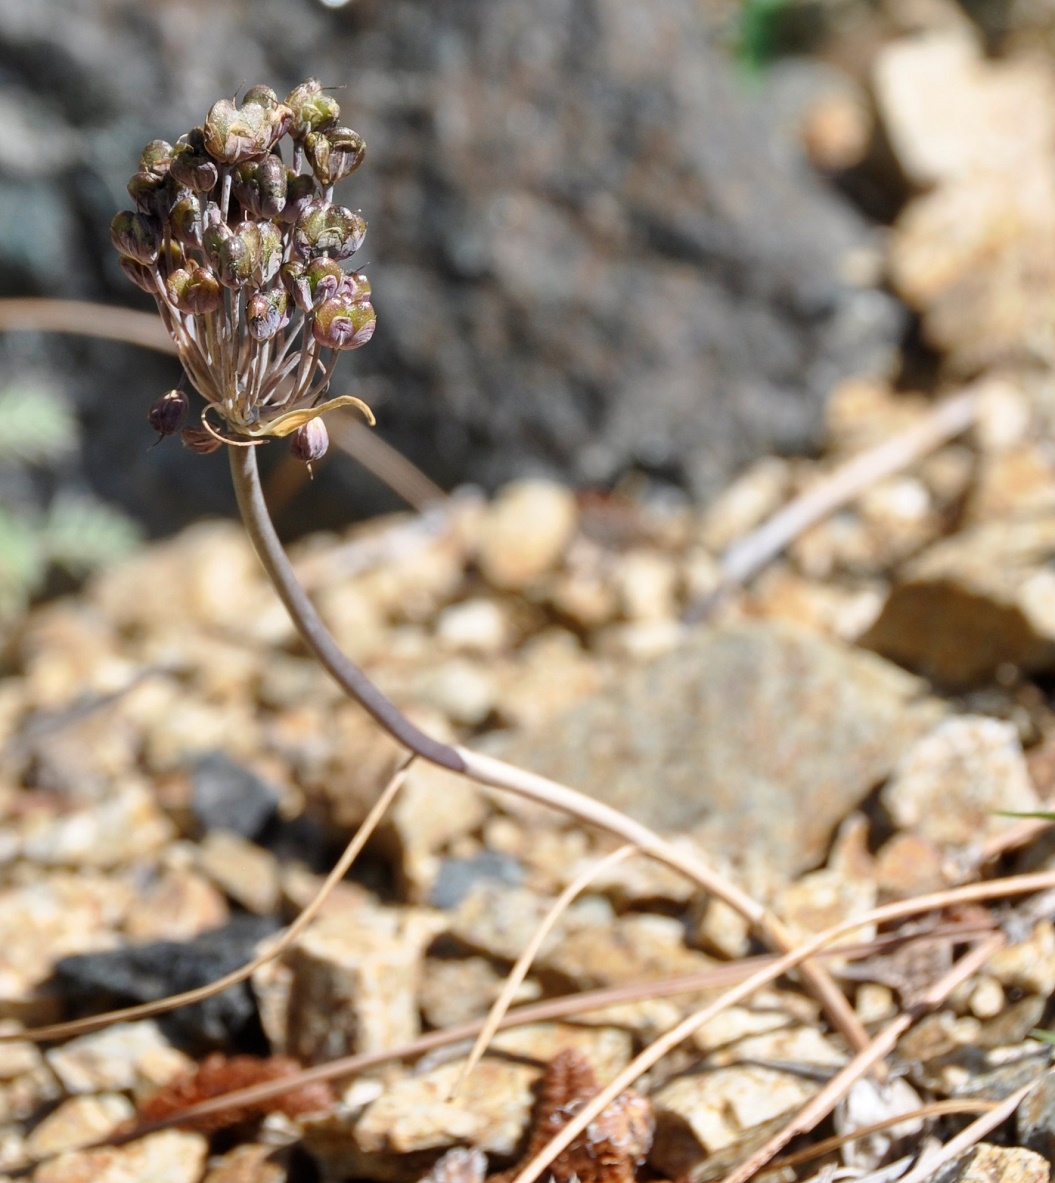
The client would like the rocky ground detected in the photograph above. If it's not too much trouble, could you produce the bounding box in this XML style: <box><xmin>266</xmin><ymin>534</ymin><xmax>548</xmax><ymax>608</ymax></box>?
<box><xmin>6</xmin><ymin>2</ymin><xmax>1055</xmax><ymax>1183</ymax></box>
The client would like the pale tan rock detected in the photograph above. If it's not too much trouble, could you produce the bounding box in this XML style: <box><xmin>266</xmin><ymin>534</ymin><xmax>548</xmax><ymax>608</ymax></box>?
<box><xmin>700</xmin><ymin>457</ymin><xmax>791</xmax><ymax>553</ymax></box>
<box><xmin>774</xmin><ymin>866</ymin><xmax>877</xmax><ymax>948</ymax></box>
<box><xmin>546</xmin><ymin>565</ymin><xmax>620</xmax><ymax>631</ymax></box>
<box><xmin>889</xmin><ymin>165</ymin><xmax>1055</xmax><ymax>369</ymax></box>
<box><xmin>31</xmin><ymin>1128</ymin><xmax>207</xmax><ymax>1183</ymax></box>
<box><xmin>282</xmin><ymin>908</ymin><xmax>426</xmax><ymax>1063</ymax></box>
<box><xmin>475</xmin><ymin>480</ymin><xmax>578</xmax><ymax>590</ymax></box>
<box><xmin>434</xmin><ymin>598</ymin><xmax>511</xmax><ymax>655</ymax></box>
<box><xmin>652</xmin><ymin>1024</ymin><xmax>844</xmax><ymax>1173</ymax></box>
<box><xmin>968</xmin><ymin>443</ymin><xmax>1055</xmax><ymax>524</ymax></box>
<box><xmin>448</xmin><ymin>883</ymin><xmax>553</xmax><ymax>963</ymax></box>
<box><xmin>0</xmin><ymin>872</ymin><xmax>130</xmax><ymax>1003</ymax></box>
<box><xmin>45</xmin><ymin>1021</ymin><xmax>192</xmax><ymax>1095</ymax></box>
<box><xmin>613</xmin><ymin>550</ymin><xmax>678</xmax><ymax>622</ymax></box>
<box><xmin>410</xmin><ymin>659</ymin><xmax>497</xmax><ymax>727</ymax></box>
<box><xmin>882</xmin><ymin>716</ymin><xmax>1040</xmax><ymax>848</ymax></box>
<box><xmin>800</xmin><ymin>87</ymin><xmax>873</xmax><ymax>173</ymax></box>
<box><xmin>197</xmin><ymin>830</ymin><xmax>280</xmax><ymax>915</ymax></box>
<box><xmin>384</xmin><ymin>762</ymin><xmax>490</xmax><ymax>904</ymax></box>
<box><xmin>950</xmin><ymin>1143</ymin><xmax>1049</xmax><ymax>1183</ymax></box>
<box><xmin>201</xmin><ymin>1143</ymin><xmax>289</xmax><ymax>1183</ymax></box>
<box><xmin>25</xmin><ymin>1093</ymin><xmax>133</xmax><ymax>1158</ymax></box>
<box><xmin>418</xmin><ymin>955</ymin><xmax>538</xmax><ymax>1030</ymax></box>
<box><xmin>538</xmin><ymin>912</ymin><xmax>717</xmax><ymax>991</ymax></box>
<box><xmin>20</xmin><ymin>782</ymin><xmax>174</xmax><ymax>869</ymax></box>
<box><xmin>874</xmin><ymin>32</ymin><xmax>1055</xmax><ymax>187</ymax></box>
<box><xmin>308</xmin><ymin>1025</ymin><xmax>634</xmax><ymax>1180</ymax></box>
<box><xmin>874</xmin><ymin>832</ymin><xmax>948</xmax><ymax>897</ymax></box>
<box><xmin>121</xmin><ymin>864</ymin><xmax>230</xmax><ymax>942</ymax></box>
<box><xmin>988</xmin><ymin>921</ymin><xmax>1055</xmax><ymax>998</ymax></box>
<box><xmin>494</xmin><ymin>629</ymin><xmax>608</xmax><ymax>730</ymax></box>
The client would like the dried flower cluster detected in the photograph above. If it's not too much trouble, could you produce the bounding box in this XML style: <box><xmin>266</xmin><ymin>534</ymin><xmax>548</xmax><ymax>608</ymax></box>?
<box><xmin>111</xmin><ymin>80</ymin><xmax>376</xmax><ymax>464</ymax></box>
<box><xmin>134</xmin><ymin>1053</ymin><xmax>334</xmax><ymax>1132</ymax></box>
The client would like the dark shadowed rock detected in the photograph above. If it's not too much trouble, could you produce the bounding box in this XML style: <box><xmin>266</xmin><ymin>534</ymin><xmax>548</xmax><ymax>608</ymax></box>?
<box><xmin>481</xmin><ymin>622</ymin><xmax>943</xmax><ymax>882</ymax></box>
<box><xmin>0</xmin><ymin>0</ymin><xmax>902</xmax><ymax>536</ymax></box>
<box><xmin>191</xmin><ymin>752</ymin><xmax>280</xmax><ymax>841</ymax></box>
<box><xmin>52</xmin><ymin>914</ymin><xmax>279</xmax><ymax>1049</ymax></box>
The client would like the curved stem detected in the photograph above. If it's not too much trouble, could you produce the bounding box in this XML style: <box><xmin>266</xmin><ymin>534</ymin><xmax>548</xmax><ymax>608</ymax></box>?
<box><xmin>228</xmin><ymin>443</ymin><xmax>874</xmax><ymax>1062</ymax></box>
<box><xmin>229</xmin><ymin>444</ymin><xmax>466</xmax><ymax>770</ymax></box>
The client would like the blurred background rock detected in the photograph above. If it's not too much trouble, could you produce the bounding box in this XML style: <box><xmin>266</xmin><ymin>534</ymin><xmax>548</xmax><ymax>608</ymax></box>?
<box><xmin>0</xmin><ymin>0</ymin><xmax>907</xmax><ymax>560</ymax></box>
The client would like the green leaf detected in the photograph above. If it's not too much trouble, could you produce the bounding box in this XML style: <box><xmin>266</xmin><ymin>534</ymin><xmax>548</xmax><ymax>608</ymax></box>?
<box><xmin>41</xmin><ymin>495</ymin><xmax>141</xmax><ymax>576</ymax></box>
<box><xmin>0</xmin><ymin>383</ymin><xmax>79</xmax><ymax>466</ymax></box>
<box><xmin>0</xmin><ymin>504</ymin><xmax>46</xmax><ymax>619</ymax></box>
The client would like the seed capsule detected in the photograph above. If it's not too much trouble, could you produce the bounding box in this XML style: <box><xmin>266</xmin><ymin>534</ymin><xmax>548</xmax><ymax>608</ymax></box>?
<box><xmin>293</xmin><ymin>200</ymin><xmax>366</xmax><ymax>260</ymax></box>
<box><xmin>148</xmin><ymin>389</ymin><xmax>189</xmax><ymax>437</ymax></box>
<box><xmin>312</xmin><ymin>293</ymin><xmax>376</xmax><ymax>351</ymax></box>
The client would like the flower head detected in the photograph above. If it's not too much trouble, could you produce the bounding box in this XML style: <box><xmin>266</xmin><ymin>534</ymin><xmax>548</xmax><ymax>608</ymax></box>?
<box><xmin>111</xmin><ymin>80</ymin><xmax>376</xmax><ymax>460</ymax></box>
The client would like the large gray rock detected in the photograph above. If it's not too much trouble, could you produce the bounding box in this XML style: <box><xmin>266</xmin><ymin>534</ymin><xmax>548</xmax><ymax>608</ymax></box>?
<box><xmin>0</xmin><ymin>0</ymin><xmax>901</xmax><ymax>535</ymax></box>
<box><xmin>483</xmin><ymin>622</ymin><xmax>942</xmax><ymax>882</ymax></box>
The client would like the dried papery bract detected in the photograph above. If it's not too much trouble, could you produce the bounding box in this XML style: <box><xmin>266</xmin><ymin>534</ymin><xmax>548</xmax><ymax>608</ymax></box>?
<box><xmin>110</xmin><ymin>79</ymin><xmax>375</xmax><ymax>463</ymax></box>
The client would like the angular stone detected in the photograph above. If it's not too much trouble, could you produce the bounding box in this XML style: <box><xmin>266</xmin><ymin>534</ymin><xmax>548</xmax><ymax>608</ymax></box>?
<box><xmin>24</xmin><ymin>1093</ymin><xmax>133</xmax><ymax>1159</ymax></box>
<box><xmin>882</xmin><ymin>716</ymin><xmax>1039</xmax><ymax>849</ymax></box>
<box><xmin>31</xmin><ymin>1128</ymin><xmax>207</xmax><ymax>1183</ymax></box>
<box><xmin>44</xmin><ymin>1021</ymin><xmax>191</xmax><ymax>1095</ymax></box>
<box><xmin>474</xmin><ymin>480</ymin><xmax>578</xmax><ymax>591</ymax></box>
<box><xmin>949</xmin><ymin>1143</ymin><xmax>1049</xmax><ymax>1183</ymax></box>
<box><xmin>861</xmin><ymin>517</ymin><xmax>1055</xmax><ymax>686</ymax></box>
<box><xmin>484</xmin><ymin>622</ymin><xmax>942</xmax><ymax>882</ymax></box>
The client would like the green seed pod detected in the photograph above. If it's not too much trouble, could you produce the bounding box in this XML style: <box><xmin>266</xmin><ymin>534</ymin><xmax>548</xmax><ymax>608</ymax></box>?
<box><xmin>148</xmin><ymin>389</ymin><xmax>189</xmax><ymax>436</ymax></box>
<box><xmin>285</xmin><ymin>78</ymin><xmax>340</xmax><ymax>140</ymax></box>
<box><xmin>304</xmin><ymin>127</ymin><xmax>365</xmax><ymax>188</ymax></box>
<box><xmin>277</xmin><ymin>170</ymin><xmax>317</xmax><ymax>225</ymax></box>
<box><xmin>293</xmin><ymin>199</ymin><xmax>366</xmax><ymax>260</ymax></box>
<box><xmin>247</xmin><ymin>287</ymin><xmax>291</xmax><ymax>341</ymax></box>
<box><xmin>312</xmin><ymin>292</ymin><xmax>376</xmax><ymax>351</ymax></box>
<box><xmin>117</xmin><ymin>256</ymin><xmax>157</xmax><ymax>294</ymax></box>
<box><xmin>289</xmin><ymin>417</ymin><xmax>329</xmax><ymax>464</ymax></box>
<box><xmin>169</xmin><ymin>191</ymin><xmax>203</xmax><ymax>249</ymax></box>
<box><xmin>166</xmin><ymin>266</ymin><xmax>224</xmax><ymax>315</ymax></box>
<box><xmin>181</xmin><ymin>426</ymin><xmax>223</xmax><ymax>455</ymax></box>
<box><xmin>110</xmin><ymin>209</ymin><xmax>160</xmax><ymax>264</ymax></box>
<box><xmin>126</xmin><ymin>170</ymin><xmax>165</xmax><ymax>214</ymax></box>
<box><xmin>243</xmin><ymin>220</ymin><xmax>283</xmax><ymax>287</ymax></box>
<box><xmin>336</xmin><ymin>269</ymin><xmax>371</xmax><ymax>302</ymax></box>
<box><xmin>233</xmin><ymin>155</ymin><xmax>287</xmax><ymax>218</ymax></box>
<box><xmin>203</xmin><ymin>97</ymin><xmax>271</xmax><ymax>165</ymax></box>
<box><xmin>203</xmin><ymin>221</ymin><xmax>252</xmax><ymax>288</ymax></box>
<box><xmin>139</xmin><ymin>139</ymin><xmax>174</xmax><ymax>179</ymax></box>
<box><xmin>170</xmin><ymin>129</ymin><xmax>220</xmax><ymax>192</ymax></box>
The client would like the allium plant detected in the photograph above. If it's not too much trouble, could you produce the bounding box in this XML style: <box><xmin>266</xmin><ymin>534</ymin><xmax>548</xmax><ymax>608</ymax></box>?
<box><xmin>111</xmin><ymin>80</ymin><xmax>376</xmax><ymax>464</ymax></box>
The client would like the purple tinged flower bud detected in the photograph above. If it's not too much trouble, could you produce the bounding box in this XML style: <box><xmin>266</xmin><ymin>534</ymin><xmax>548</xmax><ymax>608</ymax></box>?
<box><xmin>126</xmin><ymin>170</ymin><xmax>164</xmax><ymax>213</ymax></box>
<box><xmin>277</xmin><ymin>171</ymin><xmax>317</xmax><ymax>225</ymax></box>
<box><xmin>304</xmin><ymin>127</ymin><xmax>365</xmax><ymax>187</ymax></box>
<box><xmin>181</xmin><ymin>427</ymin><xmax>223</xmax><ymax>455</ymax></box>
<box><xmin>148</xmin><ymin>389</ymin><xmax>189</xmax><ymax>436</ymax></box>
<box><xmin>169</xmin><ymin>191</ymin><xmax>203</xmax><ymax>249</ymax></box>
<box><xmin>285</xmin><ymin>78</ymin><xmax>340</xmax><ymax>140</ymax></box>
<box><xmin>336</xmin><ymin>269</ymin><xmax>371</xmax><ymax>302</ymax></box>
<box><xmin>312</xmin><ymin>293</ymin><xmax>377</xmax><ymax>351</ymax></box>
<box><xmin>280</xmin><ymin>261</ymin><xmax>311</xmax><ymax>311</ymax></box>
<box><xmin>110</xmin><ymin>209</ymin><xmax>160</xmax><ymax>264</ymax></box>
<box><xmin>118</xmin><ymin>256</ymin><xmax>157</xmax><ymax>294</ymax></box>
<box><xmin>246</xmin><ymin>288</ymin><xmax>290</xmax><ymax>341</ymax></box>
<box><xmin>203</xmin><ymin>221</ymin><xmax>251</xmax><ymax>288</ymax></box>
<box><xmin>233</xmin><ymin>155</ymin><xmax>287</xmax><ymax>218</ymax></box>
<box><xmin>139</xmin><ymin>139</ymin><xmax>173</xmax><ymax>178</ymax></box>
<box><xmin>166</xmin><ymin>266</ymin><xmax>224</xmax><ymax>315</ymax></box>
<box><xmin>293</xmin><ymin>199</ymin><xmax>366</xmax><ymax>260</ymax></box>
<box><xmin>289</xmin><ymin>417</ymin><xmax>329</xmax><ymax>464</ymax></box>
<box><xmin>203</xmin><ymin>97</ymin><xmax>271</xmax><ymax>165</ymax></box>
<box><xmin>170</xmin><ymin>129</ymin><xmax>219</xmax><ymax>192</ymax></box>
